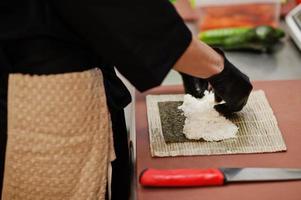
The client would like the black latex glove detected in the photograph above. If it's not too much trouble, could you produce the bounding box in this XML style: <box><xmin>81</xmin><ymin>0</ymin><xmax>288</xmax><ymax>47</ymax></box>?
<box><xmin>206</xmin><ymin>49</ymin><xmax>253</xmax><ymax>115</ymax></box>
<box><xmin>180</xmin><ymin>72</ymin><xmax>209</xmax><ymax>98</ymax></box>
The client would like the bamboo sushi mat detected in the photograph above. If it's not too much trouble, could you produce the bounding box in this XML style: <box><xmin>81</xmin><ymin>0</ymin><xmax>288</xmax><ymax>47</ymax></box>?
<box><xmin>146</xmin><ymin>90</ymin><xmax>287</xmax><ymax>157</ymax></box>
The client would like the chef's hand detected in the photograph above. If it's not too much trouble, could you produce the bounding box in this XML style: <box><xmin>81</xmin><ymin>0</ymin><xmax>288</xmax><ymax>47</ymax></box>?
<box><xmin>180</xmin><ymin>72</ymin><xmax>208</xmax><ymax>98</ymax></box>
<box><xmin>207</xmin><ymin>49</ymin><xmax>253</xmax><ymax>115</ymax></box>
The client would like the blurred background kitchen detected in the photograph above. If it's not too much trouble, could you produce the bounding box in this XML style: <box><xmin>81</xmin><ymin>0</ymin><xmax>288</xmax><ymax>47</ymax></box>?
<box><xmin>166</xmin><ymin>0</ymin><xmax>301</xmax><ymax>84</ymax></box>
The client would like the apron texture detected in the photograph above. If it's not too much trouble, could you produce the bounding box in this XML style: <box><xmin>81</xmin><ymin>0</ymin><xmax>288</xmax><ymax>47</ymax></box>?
<box><xmin>2</xmin><ymin>68</ymin><xmax>115</xmax><ymax>200</ymax></box>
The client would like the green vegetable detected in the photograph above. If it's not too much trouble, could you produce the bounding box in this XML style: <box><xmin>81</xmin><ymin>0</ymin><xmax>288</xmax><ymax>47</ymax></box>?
<box><xmin>169</xmin><ymin>0</ymin><xmax>195</xmax><ymax>7</ymax></box>
<box><xmin>198</xmin><ymin>26</ymin><xmax>285</xmax><ymax>52</ymax></box>
<box><xmin>189</xmin><ymin>0</ymin><xmax>196</xmax><ymax>8</ymax></box>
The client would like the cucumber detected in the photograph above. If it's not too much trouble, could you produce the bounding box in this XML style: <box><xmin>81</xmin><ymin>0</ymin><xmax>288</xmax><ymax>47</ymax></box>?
<box><xmin>198</xmin><ymin>27</ymin><xmax>252</xmax><ymax>43</ymax></box>
<box><xmin>254</xmin><ymin>26</ymin><xmax>285</xmax><ymax>42</ymax></box>
<box><xmin>199</xmin><ymin>26</ymin><xmax>285</xmax><ymax>52</ymax></box>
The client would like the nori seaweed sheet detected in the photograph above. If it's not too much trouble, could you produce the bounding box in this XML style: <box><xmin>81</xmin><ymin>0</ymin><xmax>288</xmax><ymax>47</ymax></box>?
<box><xmin>158</xmin><ymin>101</ymin><xmax>194</xmax><ymax>143</ymax></box>
<box><xmin>158</xmin><ymin>101</ymin><xmax>237</xmax><ymax>143</ymax></box>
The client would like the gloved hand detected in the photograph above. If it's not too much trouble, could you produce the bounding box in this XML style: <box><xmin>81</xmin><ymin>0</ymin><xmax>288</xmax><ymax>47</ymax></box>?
<box><xmin>180</xmin><ymin>72</ymin><xmax>208</xmax><ymax>98</ymax></box>
<box><xmin>207</xmin><ymin>49</ymin><xmax>253</xmax><ymax>115</ymax></box>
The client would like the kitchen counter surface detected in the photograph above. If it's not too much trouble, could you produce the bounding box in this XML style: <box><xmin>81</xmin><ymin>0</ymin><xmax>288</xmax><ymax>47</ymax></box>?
<box><xmin>133</xmin><ymin>80</ymin><xmax>301</xmax><ymax>200</ymax></box>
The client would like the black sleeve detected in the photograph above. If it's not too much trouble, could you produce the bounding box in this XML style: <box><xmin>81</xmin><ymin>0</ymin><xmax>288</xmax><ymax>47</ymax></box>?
<box><xmin>51</xmin><ymin>0</ymin><xmax>192</xmax><ymax>91</ymax></box>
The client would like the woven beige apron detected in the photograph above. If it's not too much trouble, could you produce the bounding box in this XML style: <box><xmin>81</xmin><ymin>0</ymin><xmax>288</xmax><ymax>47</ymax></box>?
<box><xmin>2</xmin><ymin>68</ymin><xmax>115</xmax><ymax>200</ymax></box>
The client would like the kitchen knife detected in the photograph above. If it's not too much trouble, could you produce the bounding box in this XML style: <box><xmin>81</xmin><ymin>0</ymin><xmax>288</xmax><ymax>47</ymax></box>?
<box><xmin>139</xmin><ymin>168</ymin><xmax>301</xmax><ymax>187</ymax></box>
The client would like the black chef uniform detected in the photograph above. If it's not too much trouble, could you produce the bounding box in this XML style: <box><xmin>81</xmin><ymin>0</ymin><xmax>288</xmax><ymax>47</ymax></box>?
<box><xmin>0</xmin><ymin>0</ymin><xmax>192</xmax><ymax>199</ymax></box>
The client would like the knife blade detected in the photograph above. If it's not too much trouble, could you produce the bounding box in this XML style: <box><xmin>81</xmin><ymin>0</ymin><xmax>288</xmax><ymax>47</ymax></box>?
<box><xmin>139</xmin><ymin>168</ymin><xmax>301</xmax><ymax>187</ymax></box>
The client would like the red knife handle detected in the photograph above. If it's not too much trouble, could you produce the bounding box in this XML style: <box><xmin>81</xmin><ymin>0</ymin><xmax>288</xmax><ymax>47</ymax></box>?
<box><xmin>140</xmin><ymin>168</ymin><xmax>225</xmax><ymax>187</ymax></box>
